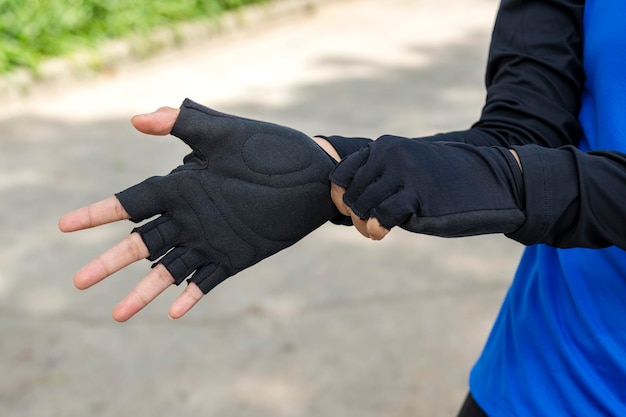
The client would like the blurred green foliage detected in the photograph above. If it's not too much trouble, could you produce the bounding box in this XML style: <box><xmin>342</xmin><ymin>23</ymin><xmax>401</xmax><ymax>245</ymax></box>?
<box><xmin>0</xmin><ymin>0</ymin><xmax>265</xmax><ymax>73</ymax></box>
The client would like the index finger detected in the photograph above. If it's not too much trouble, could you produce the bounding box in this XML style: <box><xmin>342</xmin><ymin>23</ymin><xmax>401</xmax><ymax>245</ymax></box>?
<box><xmin>59</xmin><ymin>196</ymin><xmax>130</xmax><ymax>232</ymax></box>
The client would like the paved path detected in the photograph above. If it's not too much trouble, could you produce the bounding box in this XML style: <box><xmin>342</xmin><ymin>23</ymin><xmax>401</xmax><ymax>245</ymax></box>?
<box><xmin>0</xmin><ymin>1</ymin><xmax>523</xmax><ymax>416</ymax></box>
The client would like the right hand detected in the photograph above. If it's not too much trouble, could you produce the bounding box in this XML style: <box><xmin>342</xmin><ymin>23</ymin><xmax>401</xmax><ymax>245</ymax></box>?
<box><xmin>60</xmin><ymin>99</ymin><xmax>340</xmax><ymax>321</ymax></box>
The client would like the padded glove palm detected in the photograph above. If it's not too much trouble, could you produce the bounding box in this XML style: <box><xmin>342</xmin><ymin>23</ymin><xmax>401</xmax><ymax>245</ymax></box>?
<box><xmin>116</xmin><ymin>99</ymin><xmax>338</xmax><ymax>294</ymax></box>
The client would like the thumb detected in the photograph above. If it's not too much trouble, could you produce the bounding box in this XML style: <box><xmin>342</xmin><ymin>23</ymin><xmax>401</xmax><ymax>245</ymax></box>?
<box><xmin>131</xmin><ymin>106</ymin><xmax>180</xmax><ymax>136</ymax></box>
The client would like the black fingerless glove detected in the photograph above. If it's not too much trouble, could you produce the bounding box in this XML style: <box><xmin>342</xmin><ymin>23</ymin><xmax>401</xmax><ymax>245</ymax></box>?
<box><xmin>329</xmin><ymin>135</ymin><xmax>526</xmax><ymax>237</ymax></box>
<box><xmin>116</xmin><ymin>99</ymin><xmax>338</xmax><ymax>294</ymax></box>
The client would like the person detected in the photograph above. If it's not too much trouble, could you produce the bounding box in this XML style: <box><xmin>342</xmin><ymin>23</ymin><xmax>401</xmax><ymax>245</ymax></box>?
<box><xmin>58</xmin><ymin>0</ymin><xmax>626</xmax><ymax>416</ymax></box>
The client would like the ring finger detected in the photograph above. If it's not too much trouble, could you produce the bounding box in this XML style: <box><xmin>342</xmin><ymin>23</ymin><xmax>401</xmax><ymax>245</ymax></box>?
<box><xmin>112</xmin><ymin>263</ymin><xmax>174</xmax><ymax>322</ymax></box>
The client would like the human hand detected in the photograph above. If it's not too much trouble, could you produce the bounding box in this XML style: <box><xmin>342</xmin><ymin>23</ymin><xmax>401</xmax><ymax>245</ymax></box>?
<box><xmin>59</xmin><ymin>99</ymin><xmax>339</xmax><ymax>321</ymax></box>
<box><xmin>330</xmin><ymin>182</ymin><xmax>390</xmax><ymax>240</ymax></box>
<box><xmin>329</xmin><ymin>135</ymin><xmax>526</xmax><ymax>240</ymax></box>
<box><xmin>59</xmin><ymin>106</ymin><xmax>189</xmax><ymax>321</ymax></box>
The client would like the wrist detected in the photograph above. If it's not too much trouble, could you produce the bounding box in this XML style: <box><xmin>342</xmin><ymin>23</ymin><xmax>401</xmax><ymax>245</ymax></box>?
<box><xmin>312</xmin><ymin>136</ymin><xmax>341</xmax><ymax>162</ymax></box>
<box><xmin>316</xmin><ymin>135</ymin><xmax>373</xmax><ymax>160</ymax></box>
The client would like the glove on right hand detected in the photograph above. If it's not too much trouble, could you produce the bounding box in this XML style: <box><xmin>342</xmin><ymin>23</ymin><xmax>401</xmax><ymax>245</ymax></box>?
<box><xmin>116</xmin><ymin>99</ymin><xmax>338</xmax><ymax>294</ymax></box>
<box><xmin>329</xmin><ymin>135</ymin><xmax>526</xmax><ymax>237</ymax></box>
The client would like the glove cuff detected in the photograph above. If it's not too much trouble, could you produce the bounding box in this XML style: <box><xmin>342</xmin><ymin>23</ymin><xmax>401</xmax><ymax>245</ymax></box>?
<box><xmin>316</xmin><ymin>135</ymin><xmax>373</xmax><ymax>160</ymax></box>
<box><xmin>505</xmin><ymin>144</ymin><xmax>580</xmax><ymax>246</ymax></box>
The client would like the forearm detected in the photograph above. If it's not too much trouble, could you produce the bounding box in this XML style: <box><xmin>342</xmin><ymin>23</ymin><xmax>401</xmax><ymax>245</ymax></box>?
<box><xmin>330</xmin><ymin>133</ymin><xmax>626</xmax><ymax>250</ymax></box>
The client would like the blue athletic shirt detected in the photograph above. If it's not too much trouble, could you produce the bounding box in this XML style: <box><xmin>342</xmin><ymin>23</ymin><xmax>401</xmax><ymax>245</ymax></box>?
<box><xmin>470</xmin><ymin>1</ymin><xmax>626</xmax><ymax>415</ymax></box>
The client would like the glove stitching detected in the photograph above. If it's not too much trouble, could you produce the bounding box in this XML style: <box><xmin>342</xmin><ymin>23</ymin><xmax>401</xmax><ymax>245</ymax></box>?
<box><xmin>174</xmin><ymin>250</ymin><xmax>192</xmax><ymax>282</ymax></box>
<box><xmin>187</xmin><ymin>263</ymin><xmax>220</xmax><ymax>288</ymax></box>
<box><xmin>180</xmin><ymin>187</ymin><xmax>231</xmax><ymax>269</ymax></box>
<box><xmin>145</xmin><ymin>224</ymin><xmax>169</xmax><ymax>261</ymax></box>
<box><xmin>166</xmin><ymin>247</ymin><xmax>205</xmax><ymax>285</ymax></box>
<box><xmin>222</xmin><ymin>178</ymin><xmax>322</xmax><ymax>243</ymax></box>
<box><xmin>187</xmin><ymin>100</ymin><xmax>269</xmax><ymax>126</ymax></box>
<box><xmin>405</xmin><ymin>208</ymin><xmax>525</xmax><ymax>236</ymax></box>
<box><xmin>179</xmin><ymin>177</ymin><xmax>257</xmax><ymax>271</ymax></box>
<box><xmin>242</xmin><ymin>133</ymin><xmax>315</xmax><ymax>177</ymax></box>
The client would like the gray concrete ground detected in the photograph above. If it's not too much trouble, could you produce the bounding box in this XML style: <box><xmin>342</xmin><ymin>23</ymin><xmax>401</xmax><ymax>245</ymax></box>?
<box><xmin>0</xmin><ymin>0</ymin><xmax>524</xmax><ymax>416</ymax></box>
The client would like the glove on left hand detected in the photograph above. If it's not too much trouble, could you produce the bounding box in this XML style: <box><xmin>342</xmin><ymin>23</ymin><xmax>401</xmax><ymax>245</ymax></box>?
<box><xmin>116</xmin><ymin>99</ymin><xmax>338</xmax><ymax>294</ymax></box>
<box><xmin>329</xmin><ymin>135</ymin><xmax>526</xmax><ymax>238</ymax></box>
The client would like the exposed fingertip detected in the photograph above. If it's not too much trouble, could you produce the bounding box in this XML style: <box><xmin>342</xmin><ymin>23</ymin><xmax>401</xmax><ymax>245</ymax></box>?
<box><xmin>169</xmin><ymin>284</ymin><xmax>203</xmax><ymax>320</ymax></box>
<box><xmin>58</xmin><ymin>213</ymin><xmax>78</xmax><ymax>233</ymax></box>
<box><xmin>112</xmin><ymin>310</ymin><xmax>130</xmax><ymax>323</ymax></box>
<box><xmin>73</xmin><ymin>273</ymin><xmax>89</xmax><ymax>290</ymax></box>
<box><xmin>168</xmin><ymin>306</ymin><xmax>184</xmax><ymax>320</ymax></box>
<box><xmin>366</xmin><ymin>217</ymin><xmax>389</xmax><ymax>241</ymax></box>
<box><xmin>369</xmin><ymin>230</ymin><xmax>388</xmax><ymax>241</ymax></box>
<box><xmin>168</xmin><ymin>301</ymin><xmax>185</xmax><ymax>320</ymax></box>
<box><xmin>111</xmin><ymin>300</ymin><xmax>136</xmax><ymax>322</ymax></box>
<box><xmin>58</xmin><ymin>217</ymin><xmax>68</xmax><ymax>232</ymax></box>
<box><xmin>134</xmin><ymin>108</ymin><xmax>179</xmax><ymax>135</ymax></box>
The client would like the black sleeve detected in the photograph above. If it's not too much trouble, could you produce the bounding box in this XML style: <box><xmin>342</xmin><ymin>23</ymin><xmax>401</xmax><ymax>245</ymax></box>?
<box><xmin>506</xmin><ymin>145</ymin><xmax>626</xmax><ymax>250</ymax></box>
<box><xmin>326</xmin><ymin>0</ymin><xmax>626</xmax><ymax>250</ymax></box>
<box><xmin>323</xmin><ymin>0</ymin><xmax>586</xmax><ymax>153</ymax></box>
<box><xmin>466</xmin><ymin>0</ymin><xmax>585</xmax><ymax>148</ymax></box>
<box><xmin>433</xmin><ymin>0</ymin><xmax>626</xmax><ymax>250</ymax></box>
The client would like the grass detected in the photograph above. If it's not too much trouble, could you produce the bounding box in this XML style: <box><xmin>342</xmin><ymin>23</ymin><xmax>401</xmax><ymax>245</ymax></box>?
<box><xmin>0</xmin><ymin>0</ymin><xmax>266</xmax><ymax>74</ymax></box>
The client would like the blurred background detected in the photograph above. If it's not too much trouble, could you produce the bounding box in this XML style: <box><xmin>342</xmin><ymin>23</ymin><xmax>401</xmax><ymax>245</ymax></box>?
<box><xmin>0</xmin><ymin>0</ymin><xmax>266</xmax><ymax>75</ymax></box>
<box><xmin>0</xmin><ymin>0</ymin><xmax>524</xmax><ymax>416</ymax></box>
